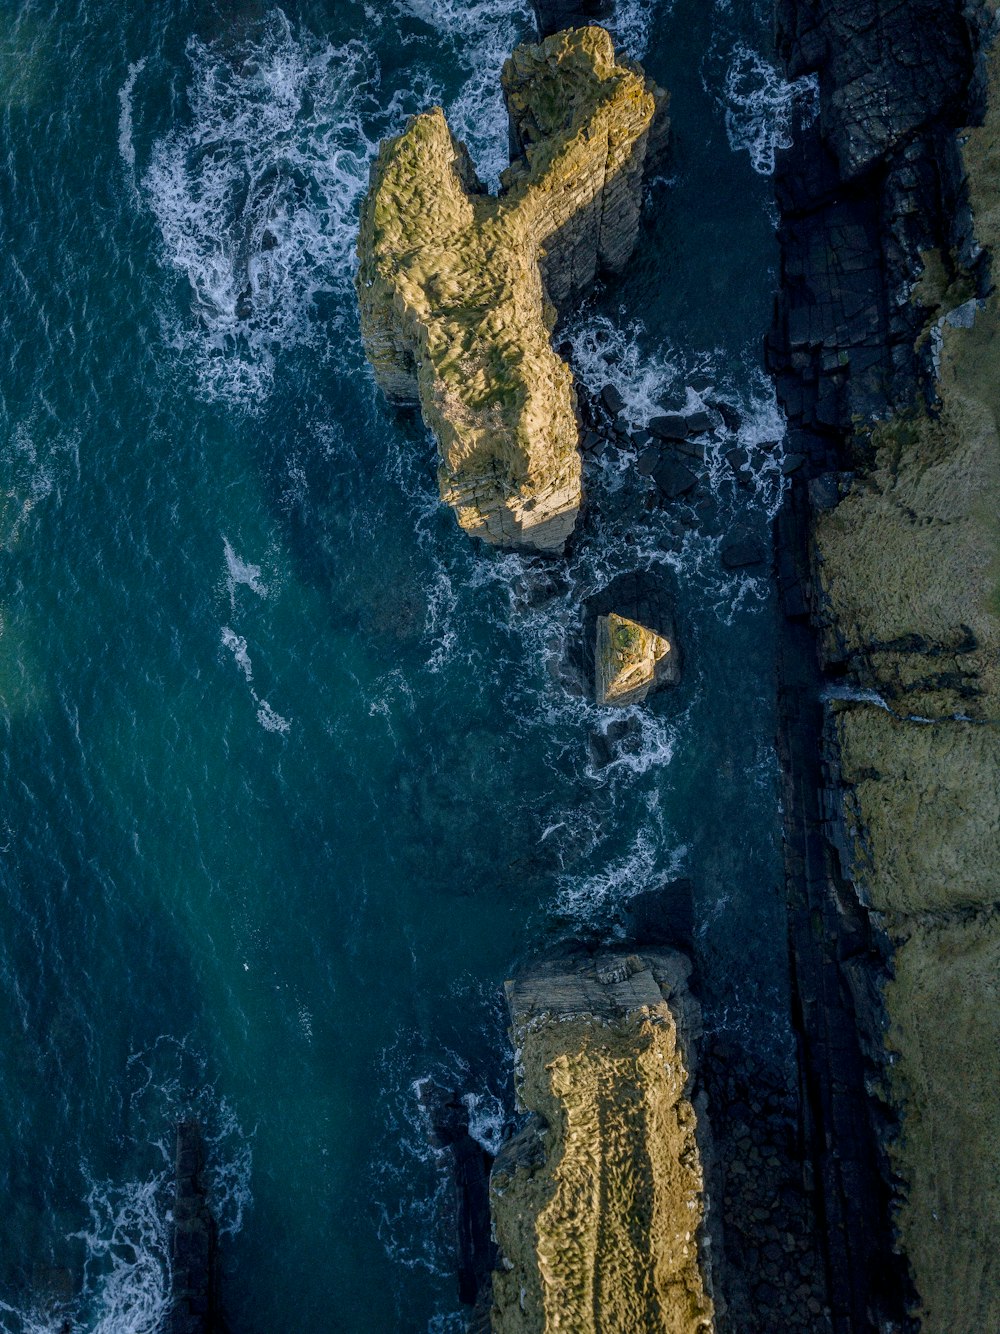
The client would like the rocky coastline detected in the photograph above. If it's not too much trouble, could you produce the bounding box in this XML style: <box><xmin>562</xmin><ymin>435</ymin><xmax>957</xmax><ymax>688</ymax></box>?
<box><xmin>354</xmin><ymin>2</ymin><xmax>1000</xmax><ymax>1329</ymax></box>
<box><xmin>769</xmin><ymin>0</ymin><xmax>1000</xmax><ymax>1328</ymax></box>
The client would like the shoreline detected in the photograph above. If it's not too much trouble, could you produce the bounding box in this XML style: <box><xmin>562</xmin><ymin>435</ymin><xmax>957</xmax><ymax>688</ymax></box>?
<box><xmin>769</xmin><ymin>0</ymin><xmax>998</xmax><ymax>1326</ymax></box>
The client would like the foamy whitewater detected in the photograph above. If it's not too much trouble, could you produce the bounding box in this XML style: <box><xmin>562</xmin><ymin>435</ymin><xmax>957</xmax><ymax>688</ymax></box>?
<box><xmin>1</xmin><ymin>0</ymin><xmax>797</xmax><ymax>1326</ymax></box>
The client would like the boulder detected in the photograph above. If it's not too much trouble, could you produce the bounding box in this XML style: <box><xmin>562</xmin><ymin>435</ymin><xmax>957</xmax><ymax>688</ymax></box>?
<box><xmin>720</xmin><ymin>531</ymin><xmax>768</xmax><ymax>569</ymax></box>
<box><xmin>649</xmin><ymin>412</ymin><xmax>692</xmax><ymax>440</ymax></box>
<box><xmin>356</xmin><ymin>28</ymin><xmax>667</xmax><ymax>551</ymax></box>
<box><xmin>595</xmin><ymin>612</ymin><xmax>674</xmax><ymax>706</ymax></box>
<box><xmin>561</xmin><ymin>569</ymin><xmax>682</xmax><ymax>699</ymax></box>
<box><xmin>653</xmin><ymin>456</ymin><xmax>699</xmax><ymax>499</ymax></box>
<box><xmin>600</xmin><ymin>383</ymin><xmax>627</xmax><ymax>417</ymax></box>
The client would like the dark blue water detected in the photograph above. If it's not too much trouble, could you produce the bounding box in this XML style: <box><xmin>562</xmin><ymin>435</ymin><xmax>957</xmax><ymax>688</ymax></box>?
<box><xmin>0</xmin><ymin>0</ymin><xmax>810</xmax><ymax>1328</ymax></box>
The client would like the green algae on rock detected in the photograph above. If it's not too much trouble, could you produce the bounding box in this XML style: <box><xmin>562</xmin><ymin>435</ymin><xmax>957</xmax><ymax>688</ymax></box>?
<box><xmin>595</xmin><ymin>611</ymin><xmax>673</xmax><ymax>705</ymax></box>
<box><xmin>356</xmin><ymin>27</ymin><xmax>667</xmax><ymax>551</ymax></box>
<box><xmin>490</xmin><ymin>951</ymin><xmax>715</xmax><ymax>1334</ymax></box>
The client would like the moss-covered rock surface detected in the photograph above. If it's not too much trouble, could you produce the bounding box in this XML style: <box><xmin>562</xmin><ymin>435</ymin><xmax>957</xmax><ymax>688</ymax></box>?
<box><xmin>594</xmin><ymin>611</ymin><xmax>673</xmax><ymax>706</ymax></box>
<box><xmin>814</xmin><ymin>19</ymin><xmax>1000</xmax><ymax>1327</ymax></box>
<box><xmin>356</xmin><ymin>27</ymin><xmax>665</xmax><ymax>550</ymax></box>
<box><xmin>490</xmin><ymin>951</ymin><xmax>714</xmax><ymax>1334</ymax></box>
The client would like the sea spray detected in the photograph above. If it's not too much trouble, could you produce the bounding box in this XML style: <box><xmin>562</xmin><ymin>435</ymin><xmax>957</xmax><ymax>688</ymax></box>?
<box><xmin>720</xmin><ymin>43</ymin><xmax>819</xmax><ymax>174</ymax></box>
<box><xmin>138</xmin><ymin>12</ymin><xmax>432</xmax><ymax>404</ymax></box>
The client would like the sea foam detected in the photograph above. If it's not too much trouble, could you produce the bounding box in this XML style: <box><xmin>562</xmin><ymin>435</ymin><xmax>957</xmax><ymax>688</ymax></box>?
<box><xmin>721</xmin><ymin>44</ymin><xmax>819</xmax><ymax>174</ymax></box>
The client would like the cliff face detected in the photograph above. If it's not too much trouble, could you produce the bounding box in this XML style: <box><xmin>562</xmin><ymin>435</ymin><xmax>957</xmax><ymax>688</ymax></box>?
<box><xmin>356</xmin><ymin>27</ymin><xmax>666</xmax><ymax>551</ymax></box>
<box><xmin>771</xmin><ymin>1</ymin><xmax>1000</xmax><ymax>1328</ymax></box>
<box><xmin>817</xmin><ymin>52</ymin><xmax>1000</xmax><ymax>1326</ymax></box>
<box><xmin>490</xmin><ymin>951</ymin><xmax>714</xmax><ymax>1334</ymax></box>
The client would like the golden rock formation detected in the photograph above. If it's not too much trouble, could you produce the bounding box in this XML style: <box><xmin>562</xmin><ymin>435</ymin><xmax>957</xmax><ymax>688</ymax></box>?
<box><xmin>356</xmin><ymin>27</ymin><xmax>666</xmax><ymax>550</ymax></box>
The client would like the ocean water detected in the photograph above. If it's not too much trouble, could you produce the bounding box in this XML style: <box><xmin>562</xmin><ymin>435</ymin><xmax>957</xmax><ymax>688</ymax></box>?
<box><xmin>0</xmin><ymin>0</ymin><xmax>800</xmax><ymax>1328</ymax></box>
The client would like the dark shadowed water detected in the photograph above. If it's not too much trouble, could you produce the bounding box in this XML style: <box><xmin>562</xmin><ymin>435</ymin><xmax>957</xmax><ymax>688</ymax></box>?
<box><xmin>0</xmin><ymin>0</ymin><xmax>816</xmax><ymax>1328</ymax></box>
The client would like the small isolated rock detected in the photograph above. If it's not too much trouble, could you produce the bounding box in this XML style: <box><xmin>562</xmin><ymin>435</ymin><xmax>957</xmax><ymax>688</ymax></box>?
<box><xmin>601</xmin><ymin>383</ymin><xmax>627</xmax><ymax>417</ymax></box>
<box><xmin>595</xmin><ymin>612</ymin><xmax>674</xmax><ymax>706</ymax></box>
<box><xmin>721</xmin><ymin>531</ymin><xmax>768</xmax><ymax>569</ymax></box>
<box><xmin>653</xmin><ymin>457</ymin><xmax>698</xmax><ymax>499</ymax></box>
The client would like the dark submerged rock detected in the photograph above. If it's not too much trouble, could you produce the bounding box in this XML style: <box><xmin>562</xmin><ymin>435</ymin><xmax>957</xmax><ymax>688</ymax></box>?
<box><xmin>652</xmin><ymin>456</ymin><xmax>698</xmax><ymax>499</ymax></box>
<box><xmin>720</xmin><ymin>532</ymin><xmax>768</xmax><ymax>570</ymax></box>
<box><xmin>417</xmin><ymin>1082</ymin><xmax>496</xmax><ymax>1309</ymax></box>
<box><xmin>168</xmin><ymin>1121</ymin><xmax>221</xmax><ymax>1334</ymax></box>
<box><xmin>600</xmin><ymin>383</ymin><xmax>627</xmax><ymax>417</ymax></box>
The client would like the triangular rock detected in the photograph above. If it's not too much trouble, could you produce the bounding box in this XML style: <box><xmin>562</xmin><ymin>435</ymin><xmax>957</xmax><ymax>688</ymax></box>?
<box><xmin>595</xmin><ymin>612</ymin><xmax>673</xmax><ymax>706</ymax></box>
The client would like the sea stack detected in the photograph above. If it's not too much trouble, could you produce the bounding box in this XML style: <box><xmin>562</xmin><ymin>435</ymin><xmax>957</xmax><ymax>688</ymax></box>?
<box><xmin>595</xmin><ymin>611</ymin><xmax>674</xmax><ymax>705</ymax></box>
<box><xmin>356</xmin><ymin>27</ymin><xmax>667</xmax><ymax>551</ymax></box>
<box><xmin>490</xmin><ymin>951</ymin><xmax>715</xmax><ymax>1333</ymax></box>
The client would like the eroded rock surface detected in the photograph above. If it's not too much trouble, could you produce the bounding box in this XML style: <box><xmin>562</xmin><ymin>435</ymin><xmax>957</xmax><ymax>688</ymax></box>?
<box><xmin>771</xmin><ymin>2</ymin><xmax>1000</xmax><ymax>1327</ymax></box>
<box><xmin>356</xmin><ymin>27</ymin><xmax>666</xmax><ymax>551</ymax></box>
<box><xmin>595</xmin><ymin>612</ymin><xmax>673</xmax><ymax>705</ymax></box>
<box><xmin>490</xmin><ymin>950</ymin><xmax>714</xmax><ymax>1334</ymax></box>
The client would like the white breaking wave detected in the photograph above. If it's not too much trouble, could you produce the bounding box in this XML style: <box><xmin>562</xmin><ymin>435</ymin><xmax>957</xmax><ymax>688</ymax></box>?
<box><xmin>117</xmin><ymin>58</ymin><xmax>146</xmax><ymax>174</ymax></box>
<box><xmin>393</xmin><ymin>0</ymin><xmax>532</xmax><ymax>189</ymax></box>
<box><xmin>462</xmin><ymin>1089</ymin><xmax>506</xmax><ymax>1155</ymax></box>
<box><xmin>139</xmin><ymin>12</ymin><xmax>429</xmax><ymax>405</ymax></box>
<box><xmin>221</xmin><ymin>627</ymin><xmax>291</xmax><ymax>735</ymax></box>
<box><xmin>75</xmin><ymin>1171</ymin><xmax>172</xmax><ymax>1334</ymax></box>
<box><xmin>721</xmin><ymin>44</ymin><xmax>818</xmax><ymax>175</ymax></box>
<box><xmin>221</xmin><ymin>625</ymin><xmax>252</xmax><ymax>683</ymax></box>
<box><xmin>611</xmin><ymin>0</ymin><xmax>664</xmax><ymax>59</ymax></box>
<box><xmin>222</xmin><ymin>536</ymin><xmax>268</xmax><ymax>607</ymax></box>
<box><xmin>256</xmin><ymin>699</ymin><xmax>291</xmax><ymax>735</ymax></box>
<box><xmin>554</xmin><ymin>830</ymin><xmax>688</xmax><ymax>922</ymax></box>
<box><xmin>566</xmin><ymin>315</ymin><xmax>690</xmax><ymax>426</ymax></box>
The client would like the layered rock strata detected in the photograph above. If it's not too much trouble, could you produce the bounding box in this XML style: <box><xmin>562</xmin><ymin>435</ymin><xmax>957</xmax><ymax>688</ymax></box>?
<box><xmin>594</xmin><ymin>612</ymin><xmax>673</xmax><ymax>705</ymax></box>
<box><xmin>356</xmin><ymin>27</ymin><xmax>666</xmax><ymax>551</ymax></box>
<box><xmin>770</xmin><ymin>2</ymin><xmax>1000</xmax><ymax>1328</ymax></box>
<box><xmin>490</xmin><ymin>950</ymin><xmax>715</xmax><ymax>1334</ymax></box>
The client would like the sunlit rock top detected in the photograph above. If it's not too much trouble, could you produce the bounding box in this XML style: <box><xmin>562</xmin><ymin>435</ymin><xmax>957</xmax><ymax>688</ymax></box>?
<box><xmin>356</xmin><ymin>26</ymin><xmax>667</xmax><ymax>551</ymax></box>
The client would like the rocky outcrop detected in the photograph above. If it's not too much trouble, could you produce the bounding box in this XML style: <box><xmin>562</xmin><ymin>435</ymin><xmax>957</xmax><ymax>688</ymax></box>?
<box><xmin>356</xmin><ymin>27</ymin><xmax>667</xmax><ymax>551</ymax></box>
<box><xmin>490</xmin><ymin>950</ymin><xmax>715</xmax><ymax>1334</ymax></box>
<box><xmin>770</xmin><ymin>2</ymin><xmax>1000</xmax><ymax>1329</ymax></box>
<box><xmin>558</xmin><ymin>569</ymin><xmax>682</xmax><ymax>713</ymax></box>
<box><xmin>594</xmin><ymin>612</ymin><xmax>673</xmax><ymax>705</ymax></box>
<box><xmin>168</xmin><ymin>1121</ymin><xmax>220</xmax><ymax>1334</ymax></box>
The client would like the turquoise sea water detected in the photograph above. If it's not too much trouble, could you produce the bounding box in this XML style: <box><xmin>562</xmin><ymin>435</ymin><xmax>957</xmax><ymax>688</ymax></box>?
<box><xmin>0</xmin><ymin>0</ymin><xmax>811</xmax><ymax>1328</ymax></box>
